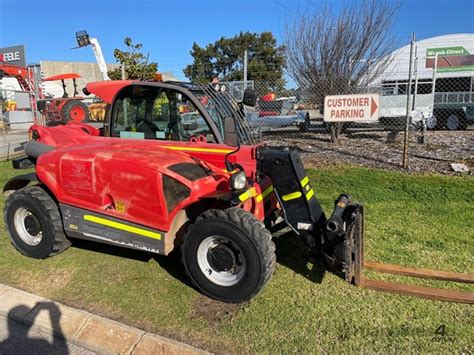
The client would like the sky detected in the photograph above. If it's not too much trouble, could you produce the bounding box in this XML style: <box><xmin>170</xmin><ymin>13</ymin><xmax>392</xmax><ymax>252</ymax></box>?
<box><xmin>1</xmin><ymin>0</ymin><xmax>473</xmax><ymax>80</ymax></box>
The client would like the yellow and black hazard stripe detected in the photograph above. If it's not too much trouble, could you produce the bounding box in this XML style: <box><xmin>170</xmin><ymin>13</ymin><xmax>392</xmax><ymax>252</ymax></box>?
<box><xmin>163</xmin><ymin>146</ymin><xmax>233</xmax><ymax>154</ymax></box>
<box><xmin>280</xmin><ymin>176</ymin><xmax>314</xmax><ymax>202</ymax></box>
<box><xmin>83</xmin><ymin>215</ymin><xmax>162</xmax><ymax>240</ymax></box>
<box><xmin>300</xmin><ymin>175</ymin><xmax>314</xmax><ymax>201</ymax></box>
<box><xmin>238</xmin><ymin>187</ymin><xmax>258</xmax><ymax>202</ymax></box>
<box><xmin>281</xmin><ymin>191</ymin><xmax>302</xmax><ymax>201</ymax></box>
<box><xmin>256</xmin><ymin>185</ymin><xmax>274</xmax><ymax>203</ymax></box>
<box><xmin>238</xmin><ymin>185</ymin><xmax>275</xmax><ymax>203</ymax></box>
<box><xmin>60</xmin><ymin>204</ymin><xmax>165</xmax><ymax>255</ymax></box>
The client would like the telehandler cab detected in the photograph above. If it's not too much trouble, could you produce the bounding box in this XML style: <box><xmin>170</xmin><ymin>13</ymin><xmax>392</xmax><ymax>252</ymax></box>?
<box><xmin>3</xmin><ymin>80</ymin><xmax>473</xmax><ymax>303</ymax></box>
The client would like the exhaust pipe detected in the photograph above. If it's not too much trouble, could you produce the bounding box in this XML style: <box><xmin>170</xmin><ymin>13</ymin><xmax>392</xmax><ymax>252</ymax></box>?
<box><xmin>325</xmin><ymin>194</ymin><xmax>352</xmax><ymax>239</ymax></box>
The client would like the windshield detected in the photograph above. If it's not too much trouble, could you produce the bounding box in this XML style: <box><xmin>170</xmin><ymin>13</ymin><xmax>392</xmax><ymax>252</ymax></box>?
<box><xmin>187</xmin><ymin>84</ymin><xmax>259</xmax><ymax>145</ymax></box>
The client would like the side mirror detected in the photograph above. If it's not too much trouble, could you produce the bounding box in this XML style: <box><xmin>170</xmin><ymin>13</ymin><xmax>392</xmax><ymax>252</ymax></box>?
<box><xmin>242</xmin><ymin>88</ymin><xmax>257</xmax><ymax>107</ymax></box>
<box><xmin>224</xmin><ymin>116</ymin><xmax>239</xmax><ymax>147</ymax></box>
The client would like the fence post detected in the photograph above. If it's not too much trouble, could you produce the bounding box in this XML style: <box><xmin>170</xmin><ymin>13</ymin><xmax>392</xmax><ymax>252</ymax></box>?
<box><xmin>402</xmin><ymin>33</ymin><xmax>415</xmax><ymax>170</ymax></box>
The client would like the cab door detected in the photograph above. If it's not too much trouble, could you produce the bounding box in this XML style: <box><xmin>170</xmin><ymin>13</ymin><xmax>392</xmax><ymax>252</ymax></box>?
<box><xmin>109</xmin><ymin>84</ymin><xmax>237</xmax><ymax>170</ymax></box>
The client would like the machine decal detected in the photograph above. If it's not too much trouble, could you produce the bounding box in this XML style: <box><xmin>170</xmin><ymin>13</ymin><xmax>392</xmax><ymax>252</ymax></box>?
<box><xmin>115</xmin><ymin>201</ymin><xmax>126</xmax><ymax>213</ymax></box>
<box><xmin>84</xmin><ymin>215</ymin><xmax>162</xmax><ymax>240</ymax></box>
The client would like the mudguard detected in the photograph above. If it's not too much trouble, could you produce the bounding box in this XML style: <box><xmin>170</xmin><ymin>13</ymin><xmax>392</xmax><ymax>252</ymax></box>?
<box><xmin>3</xmin><ymin>172</ymin><xmax>38</xmax><ymax>195</ymax></box>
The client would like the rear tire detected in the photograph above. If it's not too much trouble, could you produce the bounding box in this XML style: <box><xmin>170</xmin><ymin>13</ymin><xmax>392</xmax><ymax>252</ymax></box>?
<box><xmin>425</xmin><ymin>115</ymin><xmax>437</xmax><ymax>130</ymax></box>
<box><xmin>182</xmin><ymin>208</ymin><xmax>276</xmax><ymax>303</ymax></box>
<box><xmin>446</xmin><ymin>112</ymin><xmax>467</xmax><ymax>131</ymax></box>
<box><xmin>4</xmin><ymin>186</ymin><xmax>70</xmax><ymax>259</ymax></box>
<box><xmin>61</xmin><ymin>100</ymin><xmax>89</xmax><ymax>124</ymax></box>
<box><xmin>446</xmin><ymin>113</ymin><xmax>460</xmax><ymax>130</ymax></box>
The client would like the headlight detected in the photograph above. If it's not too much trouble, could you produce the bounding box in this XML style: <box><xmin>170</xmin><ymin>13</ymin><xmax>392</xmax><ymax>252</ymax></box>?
<box><xmin>230</xmin><ymin>171</ymin><xmax>247</xmax><ymax>190</ymax></box>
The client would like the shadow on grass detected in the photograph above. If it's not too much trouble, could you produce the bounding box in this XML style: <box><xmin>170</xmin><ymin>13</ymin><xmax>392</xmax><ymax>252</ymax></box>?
<box><xmin>70</xmin><ymin>238</ymin><xmax>192</xmax><ymax>287</ymax></box>
<box><xmin>70</xmin><ymin>233</ymin><xmax>329</xmax><ymax>291</ymax></box>
<box><xmin>272</xmin><ymin>232</ymin><xmax>327</xmax><ymax>284</ymax></box>
<box><xmin>70</xmin><ymin>238</ymin><xmax>153</xmax><ymax>262</ymax></box>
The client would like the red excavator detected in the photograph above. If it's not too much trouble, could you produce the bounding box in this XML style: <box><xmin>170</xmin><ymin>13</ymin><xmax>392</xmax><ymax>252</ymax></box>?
<box><xmin>0</xmin><ymin>54</ymin><xmax>89</xmax><ymax>126</ymax></box>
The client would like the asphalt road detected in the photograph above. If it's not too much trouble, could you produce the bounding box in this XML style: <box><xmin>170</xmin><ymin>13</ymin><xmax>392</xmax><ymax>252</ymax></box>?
<box><xmin>0</xmin><ymin>315</ymin><xmax>95</xmax><ymax>355</ymax></box>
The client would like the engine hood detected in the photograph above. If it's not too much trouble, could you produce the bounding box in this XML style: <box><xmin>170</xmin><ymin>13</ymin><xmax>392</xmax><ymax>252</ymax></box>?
<box><xmin>38</xmin><ymin>140</ymin><xmax>221</xmax><ymax>179</ymax></box>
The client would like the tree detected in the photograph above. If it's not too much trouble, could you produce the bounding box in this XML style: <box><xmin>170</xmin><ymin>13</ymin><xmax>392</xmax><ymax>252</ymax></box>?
<box><xmin>285</xmin><ymin>0</ymin><xmax>399</xmax><ymax>143</ymax></box>
<box><xmin>108</xmin><ymin>37</ymin><xmax>158</xmax><ymax>80</ymax></box>
<box><xmin>183</xmin><ymin>32</ymin><xmax>286</xmax><ymax>94</ymax></box>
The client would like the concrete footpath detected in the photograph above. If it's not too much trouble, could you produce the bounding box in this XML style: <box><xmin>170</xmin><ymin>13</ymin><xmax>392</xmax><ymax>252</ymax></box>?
<box><xmin>0</xmin><ymin>284</ymin><xmax>209</xmax><ymax>354</ymax></box>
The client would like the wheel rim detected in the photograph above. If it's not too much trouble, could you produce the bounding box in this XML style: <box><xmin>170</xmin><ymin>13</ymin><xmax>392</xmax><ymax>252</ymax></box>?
<box><xmin>447</xmin><ymin>114</ymin><xmax>459</xmax><ymax>130</ymax></box>
<box><xmin>13</xmin><ymin>207</ymin><xmax>43</xmax><ymax>246</ymax></box>
<box><xmin>197</xmin><ymin>236</ymin><xmax>246</xmax><ymax>287</ymax></box>
<box><xmin>70</xmin><ymin>106</ymin><xmax>86</xmax><ymax>123</ymax></box>
<box><xmin>426</xmin><ymin>116</ymin><xmax>437</xmax><ymax>129</ymax></box>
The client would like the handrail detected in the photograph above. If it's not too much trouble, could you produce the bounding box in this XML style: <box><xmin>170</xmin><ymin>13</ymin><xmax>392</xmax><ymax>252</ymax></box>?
<box><xmin>434</xmin><ymin>91</ymin><xmax>474</xmax><ymax>104</ymax></box>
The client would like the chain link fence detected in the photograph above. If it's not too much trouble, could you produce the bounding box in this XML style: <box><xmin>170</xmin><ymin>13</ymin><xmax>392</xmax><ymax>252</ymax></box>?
<box><xmin>1</xmin><ymin>54</ymin><xmax>472</xmax><ymax>174</ymax></box>
<box><xmin>0</xmin><ymin>86</ymin><xmax>35</xmax><ymax>160</ymax></box>
<box><xmin>237</xmin><ymin>60</ymin><xmax>473</xmax><ymax>175</ymax></box>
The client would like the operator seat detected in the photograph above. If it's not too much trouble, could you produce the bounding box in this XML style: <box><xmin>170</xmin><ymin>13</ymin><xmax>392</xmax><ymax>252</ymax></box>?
<box><xmin>137</xmin><ymin>119</ymin><xmax>159</xmax><ymax>139</ymax></box>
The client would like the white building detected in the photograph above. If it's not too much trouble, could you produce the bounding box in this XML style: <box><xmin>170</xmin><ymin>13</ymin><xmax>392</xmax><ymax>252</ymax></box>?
<box><xmin>377</xmin><ymin>33</ymin><xmax>474</xmax><ymax>130</ymax></box>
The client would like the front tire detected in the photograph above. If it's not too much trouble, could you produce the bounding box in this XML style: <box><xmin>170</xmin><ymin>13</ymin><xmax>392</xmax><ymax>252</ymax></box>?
<box><xmin>182</xmin><ymin>208</ymin><xmax>276</xmax><ymax>303</ymax></box>
<box><xmin>4</xmin><ymin>186</ymin><xmax>70</xmax><ymax>259</ymax></box>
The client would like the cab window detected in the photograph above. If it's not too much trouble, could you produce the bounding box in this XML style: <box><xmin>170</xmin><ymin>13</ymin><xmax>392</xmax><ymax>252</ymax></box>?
<box><xmin>112</xmin><ymin>86</ymin><xmax>218</xmax><ymax>143</ymax></box>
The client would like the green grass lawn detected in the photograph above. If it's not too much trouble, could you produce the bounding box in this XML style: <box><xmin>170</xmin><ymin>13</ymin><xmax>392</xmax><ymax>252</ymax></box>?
<box><xmin>0</xmin><ymin>160</ymin><xmax>472</xmax><ymax>353</ymax></box>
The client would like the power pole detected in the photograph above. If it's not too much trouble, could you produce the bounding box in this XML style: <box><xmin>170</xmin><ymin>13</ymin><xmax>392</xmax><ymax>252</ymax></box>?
<box><xmin>243</xmin><ymin>49</ymin><xmax>248</xmax><ymax>88</ymax></box>
<box><xmin>402</xmin><ymin>33</ymin><xmax>416</xmax><ymax>170</ymax></box>
<box><xmin>412</xmin><ymin>45</ymin><xmax>419</xmax><ymax>110</ymax></box>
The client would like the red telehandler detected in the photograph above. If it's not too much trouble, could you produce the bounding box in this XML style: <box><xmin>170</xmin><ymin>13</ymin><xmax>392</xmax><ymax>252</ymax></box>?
<box><xmin>3</xmin><ymin>80</ymin><xmax>473</xmax><ymax>303</ymax></box>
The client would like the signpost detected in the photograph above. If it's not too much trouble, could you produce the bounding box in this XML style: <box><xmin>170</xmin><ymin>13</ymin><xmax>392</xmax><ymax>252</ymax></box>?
<box><xmin>324</xmin><ymin>93</ymin><xmax>379</xmax><ymax>122</ymax></box>
<box><xmin>0</xmin><ymin>45</ymin><xmax>26</xmax><ymax>67</ymax></box>
<box><xmin>425</xmin><ymin>46</ymin><xmax>474</xmax><ymax>73</ymax></box>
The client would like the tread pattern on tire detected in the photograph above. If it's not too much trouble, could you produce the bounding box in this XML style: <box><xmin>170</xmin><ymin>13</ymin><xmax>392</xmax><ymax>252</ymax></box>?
<box><xmin>182</xmin><ymin>207</ymin><xmax>276</xmax><ymax>302</ymax></box>
<box><xmin>61</xmin><ymin>100</ymin><xmax>89</xmax><ymax>123</ymax></box>
<box><xmin>4</xmin><ymin>185</ymin><xmax>70</xmax><ymax>257</ymax></box>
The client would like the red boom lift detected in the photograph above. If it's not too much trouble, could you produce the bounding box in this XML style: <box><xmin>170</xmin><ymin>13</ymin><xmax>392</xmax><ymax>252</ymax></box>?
<box><xmin>0</xmin><ymin>54</ymin><xmax>89</xmax><ymax>125</ymax></box>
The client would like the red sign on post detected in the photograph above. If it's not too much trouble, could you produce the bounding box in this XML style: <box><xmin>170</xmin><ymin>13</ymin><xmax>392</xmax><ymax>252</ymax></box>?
<box><xmin>324</xmin><ymin>94</ymin><xmax>379</xmax><ymax>122</ymax></box>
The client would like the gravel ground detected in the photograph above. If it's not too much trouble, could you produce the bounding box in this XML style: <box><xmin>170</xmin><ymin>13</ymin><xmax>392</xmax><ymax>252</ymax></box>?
<box><xmin>264</xmin><ymin>129</ymin><xmax>474</xmax><ymax>175</ymax></box>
